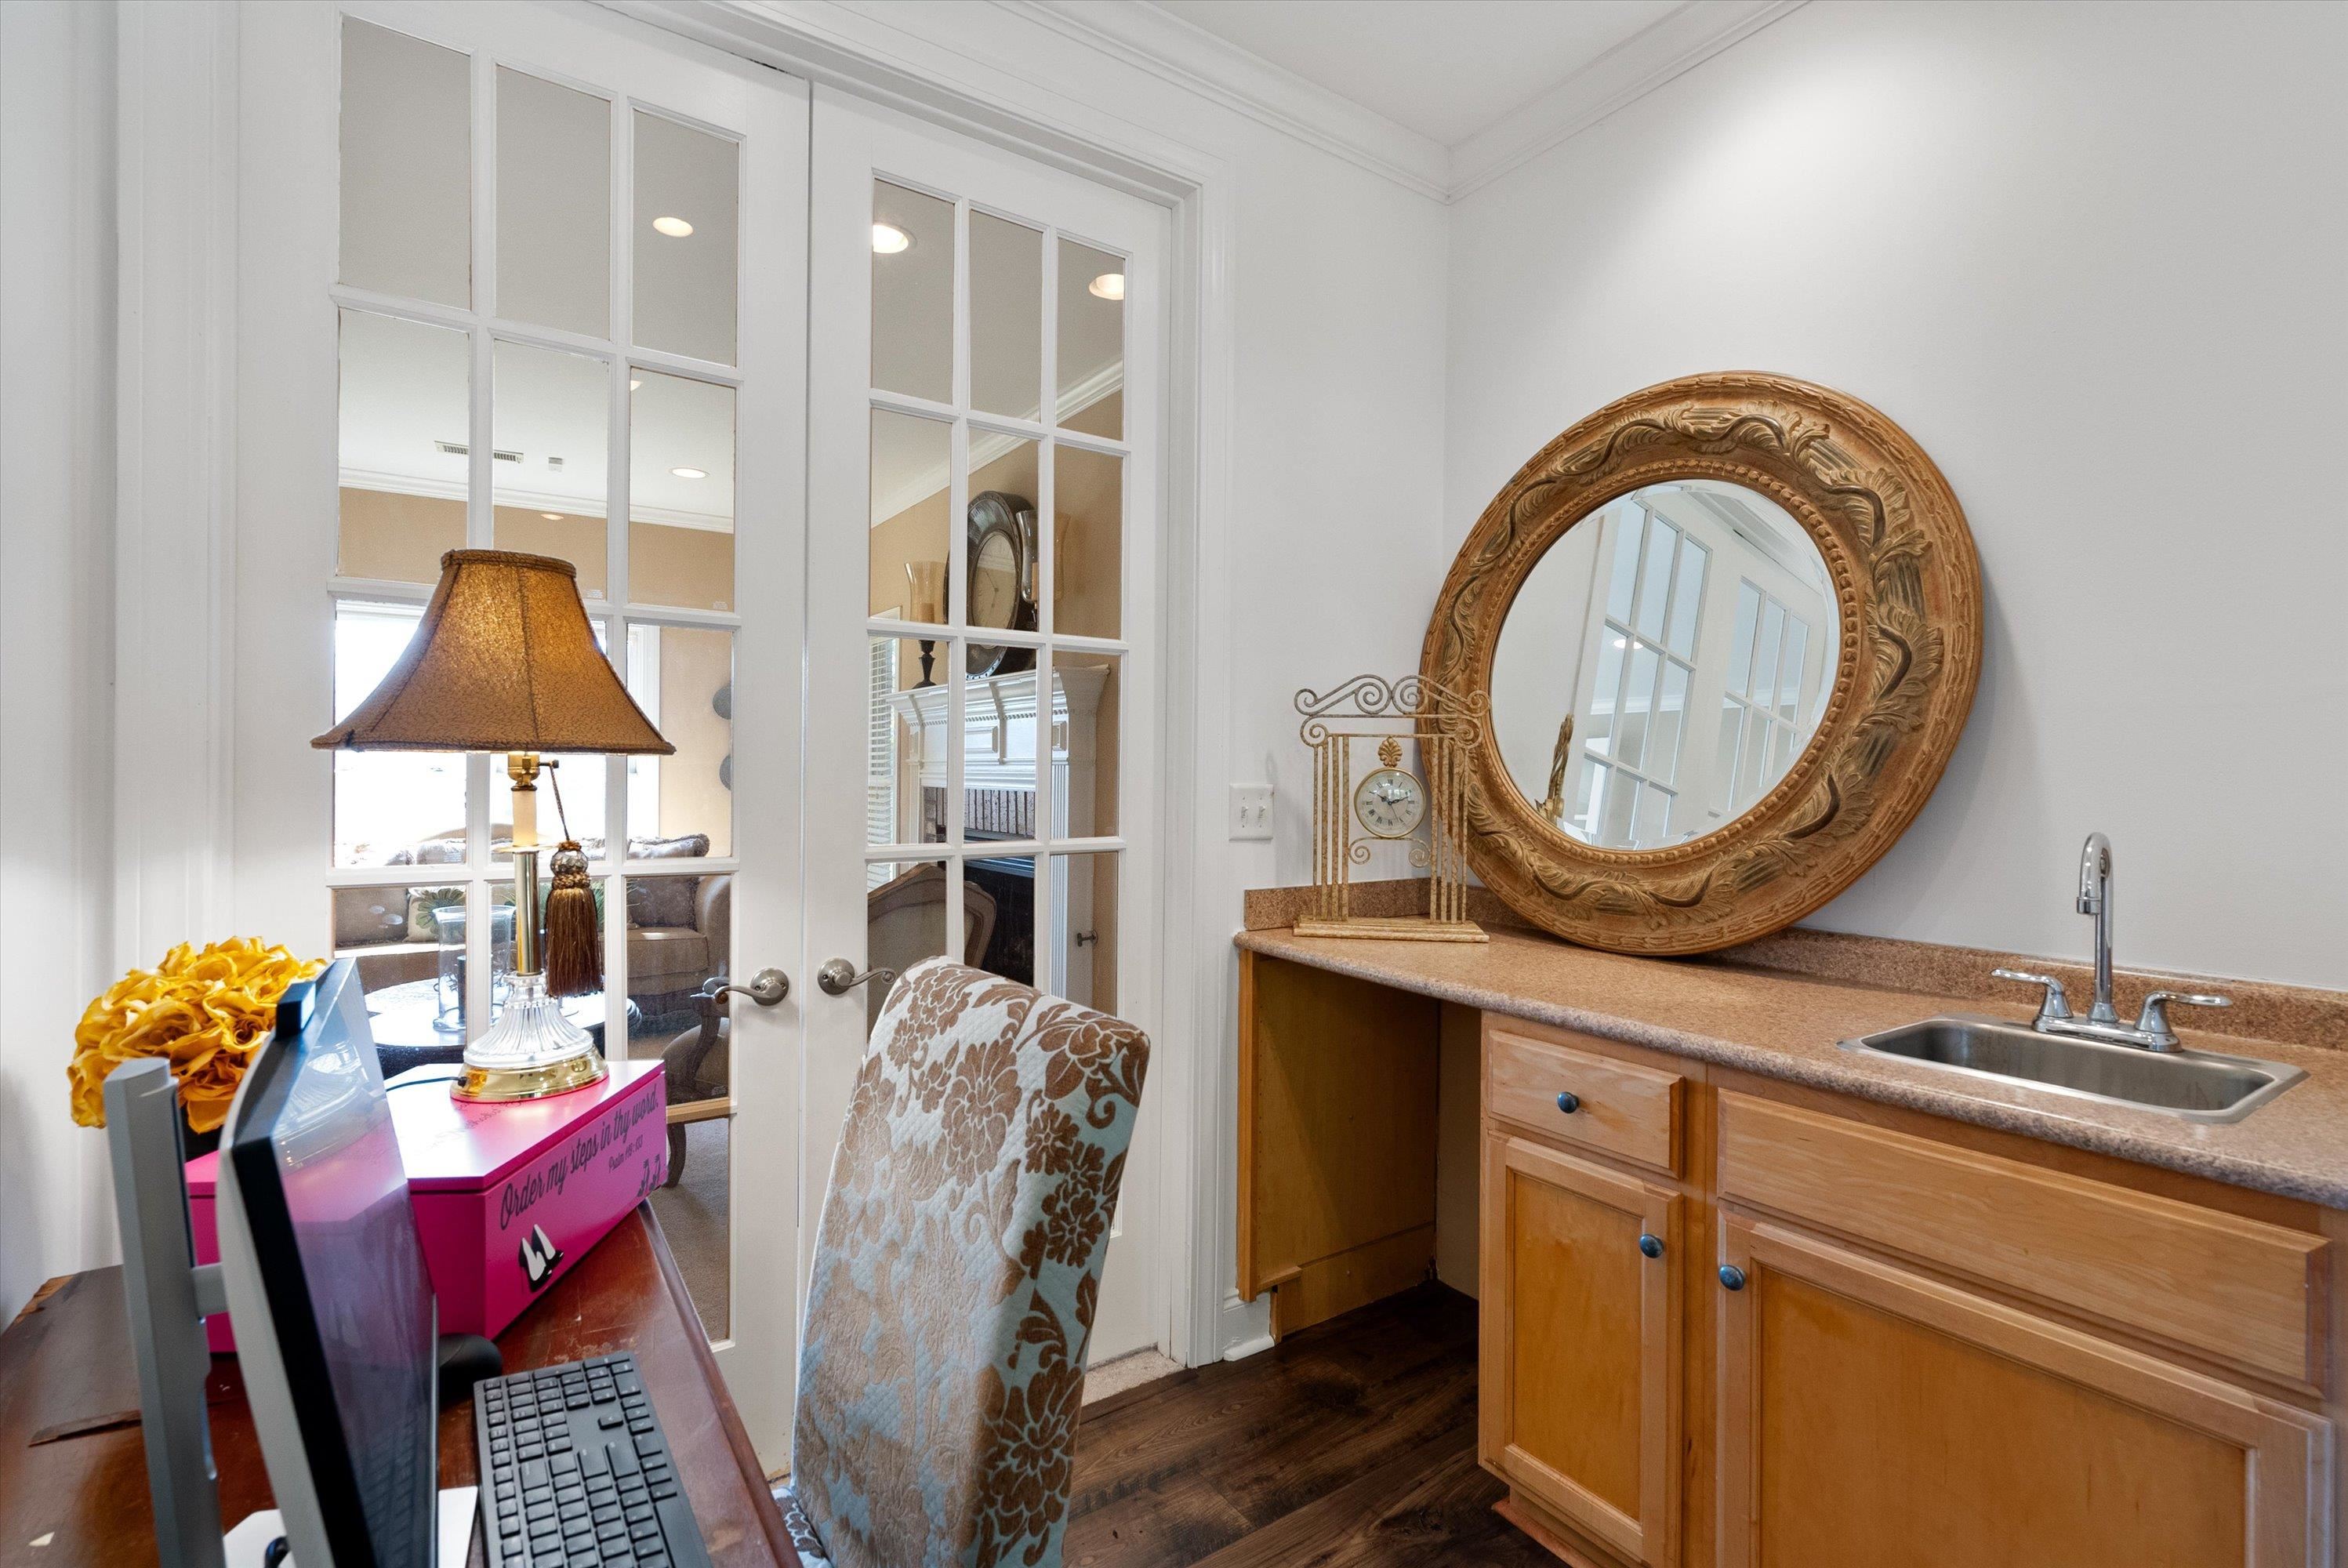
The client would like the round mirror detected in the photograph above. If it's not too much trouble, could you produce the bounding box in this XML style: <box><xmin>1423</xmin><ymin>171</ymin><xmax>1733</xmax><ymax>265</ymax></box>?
<box><xmin>1490</xmin><ymin>480</ymin><xmax>1842</xmax><ymax>851</ymax></box>
<box><xmin>1421</xmin><ymin>372</ymin><xmax>1981</xmax><ymax>954</ymax></box>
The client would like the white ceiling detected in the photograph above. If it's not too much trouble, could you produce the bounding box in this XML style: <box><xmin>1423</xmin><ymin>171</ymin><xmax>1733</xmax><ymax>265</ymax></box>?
<box><xmin>1148</xmin><ymin>0</ymin><xmax>1682</xmax><ymax>147</ymax></box>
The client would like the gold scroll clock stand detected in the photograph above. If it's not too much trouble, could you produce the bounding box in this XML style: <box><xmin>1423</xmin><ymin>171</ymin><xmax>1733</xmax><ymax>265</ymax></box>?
<box><xmin>1292</xmin><ymin>674</ymin><xmax>1487</xmax><ymax>942</ymax></box>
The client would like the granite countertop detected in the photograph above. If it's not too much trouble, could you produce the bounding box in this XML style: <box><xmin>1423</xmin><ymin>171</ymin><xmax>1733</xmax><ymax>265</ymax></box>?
<box><xmin>1236</xmin><ymin>924</ymin><xmax>2348</xmax><ymax>1210</ymax></box>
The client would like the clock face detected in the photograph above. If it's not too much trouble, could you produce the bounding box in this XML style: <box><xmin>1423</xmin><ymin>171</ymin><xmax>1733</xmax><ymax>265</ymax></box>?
<box><xmin>1353</xmin><ymin>767</ymin><xmax>1426</xmax><ymax>839</ymax></box>
<box><xmin>971</xmin><ymin>531</ymin><xmax>1019</xmax><ymax>630</ymax></box>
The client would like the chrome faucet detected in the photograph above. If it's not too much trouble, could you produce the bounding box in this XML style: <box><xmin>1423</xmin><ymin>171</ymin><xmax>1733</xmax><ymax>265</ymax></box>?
<box><xmin>2077</xmin><ymin>831</ymin><xmax>2118</xmax><ymax>1025</ymax></box>
<box><xmin>1992</xmin><ymin>832</ymin><xmax>2230</xmax><ymax>1051</ymax></box>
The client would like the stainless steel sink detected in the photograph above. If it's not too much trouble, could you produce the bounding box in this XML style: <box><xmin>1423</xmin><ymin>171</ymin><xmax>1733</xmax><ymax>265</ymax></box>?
<box><xmin>1839</xmin><ymin>1014</ymin><xmax>2305</xmax><ymax>1124</ymax></box>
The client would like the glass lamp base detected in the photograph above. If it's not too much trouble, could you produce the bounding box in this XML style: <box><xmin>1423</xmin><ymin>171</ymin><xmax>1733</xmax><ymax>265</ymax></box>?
<box><xmin>453</xmin><ymin>972</ymin><xmax>607</xmax><ymax>1103</ymax></box>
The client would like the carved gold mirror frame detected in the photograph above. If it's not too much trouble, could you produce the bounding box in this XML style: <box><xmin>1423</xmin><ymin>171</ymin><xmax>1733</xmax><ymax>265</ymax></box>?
<box><xmin>1421</xmin><ymin>372</ymin><xmax>1983</xmax><ymax>954</ymax></box>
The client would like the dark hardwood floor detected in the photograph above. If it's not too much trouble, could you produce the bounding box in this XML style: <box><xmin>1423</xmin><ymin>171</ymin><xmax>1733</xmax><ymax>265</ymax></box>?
<box><xmin>1063</xmin><ymin>1284</ymin><xmax>1555</xmax><ymax>1568</ymax></box>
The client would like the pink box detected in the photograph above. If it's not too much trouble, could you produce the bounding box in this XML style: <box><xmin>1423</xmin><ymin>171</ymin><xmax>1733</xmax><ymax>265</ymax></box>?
<box><xmin>188</xmin><ymin>1060</ymin><xmax>668</xmax><ymax>1352</ymax></box>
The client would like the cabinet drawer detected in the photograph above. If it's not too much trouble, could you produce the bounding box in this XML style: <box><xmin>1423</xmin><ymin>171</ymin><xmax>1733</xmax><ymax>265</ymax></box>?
<box><xmin>1717</xmin><ymin>1091</ymin><xmax>2328</xmax><ymax>1390</ymax></box>
<box><xmin>1487</xmin><ymin>1025</ymin><xmax>1681</xmax><ymax>1176</ymax></box>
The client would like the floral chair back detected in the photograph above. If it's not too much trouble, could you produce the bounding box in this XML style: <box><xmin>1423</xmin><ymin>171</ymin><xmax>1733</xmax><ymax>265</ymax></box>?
<box><xmin>783</xmin><ymin>958</ymin><xmax>1151</xmax><ymax>1568</ymax></box>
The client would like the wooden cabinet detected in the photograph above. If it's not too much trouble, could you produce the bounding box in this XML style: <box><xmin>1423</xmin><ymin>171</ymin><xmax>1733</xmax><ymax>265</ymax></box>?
<box><xmin>1480</xmin><ymin>1132</ymin><xmax>1682</xmax><ymax>1566</ymax></box>
<box><xmin>1716</xmin><ymin>1214</ymin><xmax>2331</xmax><ymax>1568</ymax></box>
<box><xmin>1235</xmin><ymin>956</ymin><xmax>2342</xmax><ymax>1568</ymax></box>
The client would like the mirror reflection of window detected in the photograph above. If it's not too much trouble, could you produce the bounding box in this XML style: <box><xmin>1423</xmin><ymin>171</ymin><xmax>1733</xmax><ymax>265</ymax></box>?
<box><xmin>1490</xmin><ymin>481</ymin><xmax>1837</xmax><ymax>851</ymax></box>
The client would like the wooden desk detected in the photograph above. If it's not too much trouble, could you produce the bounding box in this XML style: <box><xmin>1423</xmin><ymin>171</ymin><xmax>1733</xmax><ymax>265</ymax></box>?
<box><xmin>0</xmin><ymin>1206</ymin><xmax>797</xmax><ymax>1568</ymax></box>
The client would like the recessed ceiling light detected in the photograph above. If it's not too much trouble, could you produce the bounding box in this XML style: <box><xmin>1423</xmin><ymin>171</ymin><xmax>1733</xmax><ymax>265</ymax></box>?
<box><xmin>540</xmin><ymin>512</ymin><xmax>564</xmax><ymax>521</ymax></box>
<box><xmin>871</xmin><ymin>223</ymin><xmax>911</xmax><ymax>255</ymax></box>
<box><xmin>651</xmin><ymin>216</ymin><xmax>694</xmax><ymax>238</ymax></box>
<box><xmin>1089</xmin><ymin>272</ymin><xmax>1125</xmax><ymax>301</ymax></box>
<box><xmin>670</xmin><ymin>466</ymin><xmax>707</xmax><ymax>480</ymax></box>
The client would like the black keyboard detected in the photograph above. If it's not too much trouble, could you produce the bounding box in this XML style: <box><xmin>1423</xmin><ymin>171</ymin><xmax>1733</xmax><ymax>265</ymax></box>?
<box><xmin>475</xmin><ymin>1352</ymin><xmax>709</xmax><ymax>1568</ymax></box>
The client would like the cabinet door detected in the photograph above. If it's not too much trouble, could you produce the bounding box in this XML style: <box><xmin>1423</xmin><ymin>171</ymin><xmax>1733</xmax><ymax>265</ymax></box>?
<box><xmin>1716</xmin><ymin>1214</ymin><xmax>2332</xmax><ymax>1568</ymax></box>
<box><xmin>1482</xmin><ymin>1132</ymin><xmax>1682</xmax><ymax>1565</ymax></box>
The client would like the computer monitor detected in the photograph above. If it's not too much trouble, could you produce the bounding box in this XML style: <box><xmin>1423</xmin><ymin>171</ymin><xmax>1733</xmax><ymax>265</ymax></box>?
<box><xmin>216</xmin><ymin>960</ymin><xmax>441</xmax><ymax>1567</ymax></box>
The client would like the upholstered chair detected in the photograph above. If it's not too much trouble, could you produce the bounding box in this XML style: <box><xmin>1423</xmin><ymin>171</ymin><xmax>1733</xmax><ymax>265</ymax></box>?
<box><xmin>781</xmin><ymin>958</ymin><xmax>1151</xmax><ymax>1568</ymax></box>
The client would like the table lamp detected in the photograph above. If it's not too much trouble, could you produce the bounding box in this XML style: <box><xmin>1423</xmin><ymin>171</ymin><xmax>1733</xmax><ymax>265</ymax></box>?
<box><xmin>314</xmin><ymin>550</ymin><xmax>673</xmax><ymax>1102</ymax></box>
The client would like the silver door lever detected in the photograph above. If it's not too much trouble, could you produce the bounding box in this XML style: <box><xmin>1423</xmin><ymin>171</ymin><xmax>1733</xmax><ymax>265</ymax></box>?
<box><xmin>700</xmin><ymin>968</ymin><xmax>791</xmax><ymax>1007</ymax></box>
<box><xmin>816</xmin><ymin>959</ymin><xmax>898</xmax><ymax>996</ymax></box>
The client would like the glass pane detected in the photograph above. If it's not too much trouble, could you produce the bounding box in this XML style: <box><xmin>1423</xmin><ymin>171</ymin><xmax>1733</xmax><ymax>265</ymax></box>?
<box><xmin>1604</xmin><ymin>509</ymin><xmax>1644</xmax><ymax>626</ymax></box>
<box><xmin>1752</xmin><ymin>599</ymin><xmax>1785</xmax><ymax>708</ymax></box>
<box><xmin>1651</xmin><ymin>662</ymin><xmax>1689</xmax><ymax>785</ymax></box>
<box><xmin>863</xmin><ymin>859</ymin><xmax>952</xmax><ymax>1036</ymax></box>
<box><xmin>630</xmin><ymin>372</ymin><xmax>735</xmax><ymax>612</ymax></box>
<box><xmin>971</xmin><ymin>212</ymin><xmax>1043</xmax><ymax>419</ymax></box>
<box><xmin>1776</xmin><ymin>617</ymin><xmax>1809</xmax><ymax>722</ymax></box>
<box><xmin>625</xmin><ymin>625</ymin><xmax>733</xmax><ymax>857</ymax></box>
<box><xmin>872</xmin><ymin>181</ymin><xmax>953</xmax><ymax>402</ymax></box>
<box><xmin>648</xmin><ymin>1119</ymin><xmax>728</xmax><ymax>1338</ymax></box>
<box><xmin>337</xmin><ymin>310</ymin><xmax>467</xmax><ymax>586</ymax></box>
<box><xmin>968</xmin><ymin>437</ymin><xmax>1040</xmax><ymax>648</ymax></box>
<box><xmin>869</xmin><ymin>636</ymin><xmax>947</xmax><ymax>848</ymax></box>
<box><xmin>1599</xmin><ymin>764</ymin><xmax>1637</xmax><ymax>846</ymax></box>
<box><xmin>340</xmin><ymin>20</ymin><xmax>469</xmax><ymax>307</ymax></box>
<box><xmin>1052</xmin><ymin>652</ymin><xmax>1120</xmax><ymax>839</ymax></box>
<box><xmin>496</xmin><ymin>69</ymin><xmax>608</xmax><ymax>336</ymax></box>
<box><xmin>333</xmin><ymin>601</ymin><xmax>465</xmax><ymax>866</ymax></box>
<box><xmin>1713</xmin><ymin>698</ymin><xmax>1744</xmax><ymax>818</ymax></box>
<box><xmin>1666</xmin><ymin>536</ymin><xmax>1707</xmax><ymax>659</ymax></box>
<box><xmin>633</xmin><ymin>112</ymin><xmax>737</xmax><ymax>364</ymax></box>
<box><xmin>1633</xmin><ymin>782</ymin><xmax>1671</xmax><ymax>848</ymax></box>
<box><xmin>1615</xmin><ymin>644</ymin><xmax>1660</xmax><ymax>773</ymax></box>
<box><xmin>967</xmin><ymin>853</ymin><xmax>1037</xmax><ymax>987</ymax></box>
<box><xmin>1633</xmin><ymin>519</ymin><xmax>1675</xmax><ymax>644</ymax></box>
<box><xmin>1583</xmin><ymin>633</ymin><xmax>1624</xmax><ymax>754</ymax></box>
<box><xmin>622</xmin><ymin>871</ymin><xmax>725</xmax><ymax>1040</ymax></box>
<box><xmin>869</xmin><ymin>409</ymin><xmax>952</xmax><ymax>622</ymax></box>
<box><xmin>1569</xmin><ymin>754</ymin><xmax>1599</xmax><ymax>834</ymax></box>
<box><xmin>492</xmin><ymin>341</ymin><xmax>609</xmax><ymax>596</ymax></box>
<box><xmin>1738</xmin><ymin>714</ymin><xmax>1772</xmax><ymax>804</ymax></box>
<box><xmin>1769</xmin><ymin>718</ymin><xmax>1798</xmax><ymax>781</ymax></box>
<box><xmin>1057</xmin><ymin>238</ymin><xmax>1124</xmax><ymax>437</ymax></box>
<box><xmin>1047</xmin><ymin>853</ymin><xmax>1119</xmax><ymax>1014</ymax></box>
<box><xmin>964</xmin><ymin>646</ymin><xmax>1043</xmax><ymax>836</ymax></box>
<box><xmin>1053</xmin><ymin>445</ymin><xmax>1123</xmax><ymax>640</ymax></box>
<box><xmin>1727</xmin><ymin>582</ymin><xmax>1762</xmax><ymax>695</ymax></box>
<box><xmin>481</xmin><ymin>877</ymin><xmax>624</xmax><ymax>1055</ymax></box>
<box><xmin>332</xmin><ymin>884</ymin><xmax>488</xmax><ymax>1051</ymax></box>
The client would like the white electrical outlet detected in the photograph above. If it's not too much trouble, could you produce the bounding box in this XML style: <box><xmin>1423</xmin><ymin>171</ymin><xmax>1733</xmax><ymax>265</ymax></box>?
<box><xmin>1228</xmin><ymin>784</ymin><xmax>1273</xmax><ymax>841</ymax></box>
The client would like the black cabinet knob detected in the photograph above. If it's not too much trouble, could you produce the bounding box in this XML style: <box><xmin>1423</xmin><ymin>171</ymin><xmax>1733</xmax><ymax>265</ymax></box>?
<box><xmin>1555</xmin><ymin>1091</ymin><xmax>1580</xmax><ymax>1114</ymax></box>
<box><xmin>1718</xmin><ymin>1264</ymin><xmax>1747</xmax><ymax>1291</ymax></box>
<box><xmin>1638</xmin><ymin>1233</ymin><xmax>1664</xmax><ymax>1259</ymax></box>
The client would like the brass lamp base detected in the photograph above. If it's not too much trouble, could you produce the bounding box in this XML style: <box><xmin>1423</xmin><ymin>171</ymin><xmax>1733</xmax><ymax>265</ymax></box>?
<box><xmin>454</xmin><ymin>1051</ymin><xmax>608</xmax><ymax>1103</ymax></box>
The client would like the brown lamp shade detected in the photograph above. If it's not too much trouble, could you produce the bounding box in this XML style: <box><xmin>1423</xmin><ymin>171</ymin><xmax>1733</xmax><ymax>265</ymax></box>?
<box><xmin>313</xmin><ymin>550</ymin><xmax>673</xmax><ymax>755</ymax></box>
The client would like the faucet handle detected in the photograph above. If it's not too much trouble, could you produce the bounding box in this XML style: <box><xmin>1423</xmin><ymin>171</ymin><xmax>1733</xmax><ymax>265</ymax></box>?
<box><xmin>2136</xmin><ymin>989</ymin><xmax>2231</xmax><ymax>1044</ymax></box>
<box><xmin>1992</xmin><ymin>968</ymin><xmax>2074</xmax><ymax>1024</ymax></box>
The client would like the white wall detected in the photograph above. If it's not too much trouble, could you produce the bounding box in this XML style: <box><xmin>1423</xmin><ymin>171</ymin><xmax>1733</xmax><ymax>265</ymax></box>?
<box><xmin>1447</xmin><ymin>0</ymin><xmax>2348</xmax><ymax>989</ymax></box>
<box><xmin>0</xmin><ymin>0</ymin><xmax>121</xmax><ymax>1323</ymax></box>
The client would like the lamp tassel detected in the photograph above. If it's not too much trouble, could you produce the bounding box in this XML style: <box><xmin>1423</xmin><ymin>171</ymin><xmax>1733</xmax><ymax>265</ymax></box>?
<box><xmin>542</xmin><ymin>764</ymin><xmax>601</xmax><ymax>997</ymax></box>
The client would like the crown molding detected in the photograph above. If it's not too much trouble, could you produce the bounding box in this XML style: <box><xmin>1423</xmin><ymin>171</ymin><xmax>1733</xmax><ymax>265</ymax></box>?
<box><xmin>1017</xmin><ymin>0</ymin><xmax>1802</xmax><ymax>205</ymax></box>
<box><xmin>1450</xmin><ymin>0</ymin><xmax>1804</xmax><ymax>200</ymax></box>
<box><xmin>1008</xmin><ymin>0</ymin><xmax>1451</xmax><ymax>201</ymax></box>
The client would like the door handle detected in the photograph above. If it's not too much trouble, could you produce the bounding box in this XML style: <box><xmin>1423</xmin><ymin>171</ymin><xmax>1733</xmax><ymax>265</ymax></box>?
<box><xmin>816</xmin><ymin>959</ymin><xmax>898</xmax><ymax>996</ymax></box>
<box><xmin>701</xmin><ymin>968</ymin><xmax>790</xmax><ymax>1007</ymax></box>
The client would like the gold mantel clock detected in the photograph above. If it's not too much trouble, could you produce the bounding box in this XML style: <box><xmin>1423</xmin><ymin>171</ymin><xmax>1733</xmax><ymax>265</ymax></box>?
<box><xmin>1294</xmin><ymin>674</ymin><xmax>1486</xmax><ymax>942</ymax></box>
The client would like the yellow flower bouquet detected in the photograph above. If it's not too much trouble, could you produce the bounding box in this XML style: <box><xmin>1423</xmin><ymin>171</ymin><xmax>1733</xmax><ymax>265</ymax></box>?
<box><xmin>70</xmin><ymin>938</ymin><xmax>327</xmax><ymax>1135</ymax></box>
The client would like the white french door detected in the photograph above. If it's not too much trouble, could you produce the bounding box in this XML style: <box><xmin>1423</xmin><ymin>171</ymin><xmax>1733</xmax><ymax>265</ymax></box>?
<box><xmin>804</xmin><ymin>89</ymin><xmax>1169</xmax><ymax>1364</ymax></box>
<box><xmin>232</xmin><ymin>0</ymin><xmax>808</xmax><ymax>1458</ymax></box>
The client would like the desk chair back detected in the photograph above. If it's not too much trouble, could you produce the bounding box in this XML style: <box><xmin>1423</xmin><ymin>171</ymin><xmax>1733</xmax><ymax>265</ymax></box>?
<box><xmin>785</xmin><ymin>959</ymin><xmax>1150</xmax><ymax>1568</ymax></box>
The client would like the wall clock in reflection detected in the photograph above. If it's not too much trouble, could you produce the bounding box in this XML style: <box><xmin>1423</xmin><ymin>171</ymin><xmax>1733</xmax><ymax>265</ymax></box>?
<box><xmin>966</xmin><ymin>490</ymin><xmax>1037</xmax><ymax>678</ymax></box>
